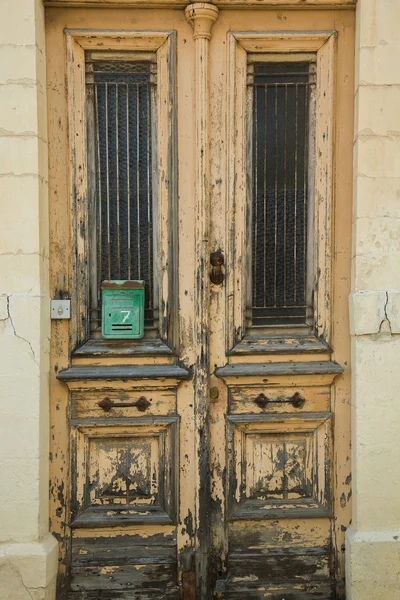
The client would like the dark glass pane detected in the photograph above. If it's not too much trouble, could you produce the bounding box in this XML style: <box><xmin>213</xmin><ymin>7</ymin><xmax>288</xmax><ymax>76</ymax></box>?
<box><xmin>92</xmin><ymin>61</ymin><xmax>154</xmax><ymax>327</ymax></box>
<box><xmin>251</xmin><ymin>63</ymin><xmax>310</xmax><ymax>326</ymax></box>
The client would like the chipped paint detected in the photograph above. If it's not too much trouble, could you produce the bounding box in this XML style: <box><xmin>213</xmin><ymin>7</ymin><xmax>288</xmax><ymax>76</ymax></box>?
<box><xmin>47</xmin><ymin>3</ymin><xmax>353</xmax><ymax>599</ymax></box>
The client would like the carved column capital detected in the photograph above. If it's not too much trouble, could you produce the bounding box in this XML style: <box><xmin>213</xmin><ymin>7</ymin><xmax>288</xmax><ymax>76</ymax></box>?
<box><xmin>185</xmin><ymin>3</ymin><xmax>219</xmax><ymax>40</ymax></box>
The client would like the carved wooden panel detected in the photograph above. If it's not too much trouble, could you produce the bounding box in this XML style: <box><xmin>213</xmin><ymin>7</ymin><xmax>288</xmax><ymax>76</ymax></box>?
<box><xmin>71</xmin><ymin>387</ymin><xmax>177</xmax><ymax>419</ymax></box>
<box><xmin>71</xmin><ymin>417</ymin><xmax>177</xmax><ymax>527</ymax></box>
<box><xmin>227</xmin><ymin>413</ymin><xmax>331</xmax><ymax>519</ymax></box>
<box><xmin>229</xmin><ymin>385</ymin><xmax>330</xmax><ymax>415</ymax></box>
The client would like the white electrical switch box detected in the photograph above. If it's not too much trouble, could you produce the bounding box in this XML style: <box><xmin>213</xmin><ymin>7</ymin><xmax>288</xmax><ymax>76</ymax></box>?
<box><xmin>51</xmin><ymin>300</ymin><xmax>71</xmax><ymax>319</ymax></box>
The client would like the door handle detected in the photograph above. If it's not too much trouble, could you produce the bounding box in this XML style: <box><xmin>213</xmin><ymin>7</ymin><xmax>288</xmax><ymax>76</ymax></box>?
<box><xmin>98</xmin><ymin>396</ymin><xmax>151</xmax><ymax>412</ymax></box>
<box><xmin>254</xmin><ymin>392</ymin><xmax>305</xmax><ymax>409</ymax></box>
<box><xmin>210</xmin><ymin>251</ymin><xmax>224</xmax><ymax>285</ymax></box>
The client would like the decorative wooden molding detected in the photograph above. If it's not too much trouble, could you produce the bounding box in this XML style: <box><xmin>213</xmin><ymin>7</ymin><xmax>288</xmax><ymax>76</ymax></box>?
<box><xmin>184</xmin><ymin>2</ymin><xmax>218</xmax><ymax>592</ymax></box>
<box><xmin>226</xmin><ymin>412</ymin><xmax>332</xmax><ymax>520</ymax></box>
<box><xmin>57</xmin><ymin>363</ymin><xmax>190</xmax><ymax>384</ymax></box>
<box><xmin>185</xmin><ymin>3</ymin><xmax>219</xmax><ymax>40</ymax></box>
<box><xmin>45</xmin><ymin>0</ymin><xmax>356</xmax><ymax>8</ymax></box>
<box><xmin>215</xmin><ymin>360</ymin><xmax>343</xmax><ymax>387</ymax></box>
<box><xmin>65</xmin><ymin>29</ymin><xmax>178</xmax><ymax>351</ymax></box>
<box><xmin>226</xmin><ymin>30</ymin><xmax>336</xmax><ymax>352</ymax></box>
<box><xmin>70</xmin><ymin>417</ymin><xmax>178</xmax><ymax>527</ymax></box>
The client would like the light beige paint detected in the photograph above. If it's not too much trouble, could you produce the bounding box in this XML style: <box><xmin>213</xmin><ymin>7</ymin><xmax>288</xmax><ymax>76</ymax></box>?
<box><xmin>0</xmin><ymin>0</ymin><xmax>58</xmax><ymax>598</ymax></box>
<box><xmin>346</xmin><ymin>0</ymin><xmax>400</xmax><ymax>597</ymax></box>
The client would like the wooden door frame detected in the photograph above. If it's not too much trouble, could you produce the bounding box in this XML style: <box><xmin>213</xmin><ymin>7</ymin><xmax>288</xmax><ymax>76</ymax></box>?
<box><xmin>46</xmin><ymin>2</ymin><xmax>354</xmax><ymax>598</ymax></box>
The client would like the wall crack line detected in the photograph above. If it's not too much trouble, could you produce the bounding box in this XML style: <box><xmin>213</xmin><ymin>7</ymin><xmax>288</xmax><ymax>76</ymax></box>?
<box><xmin>6</xmin><ymin>295</ymin><xmax>39</xmax><ymax>367</ymax></box>
<box><xmin>379</xmin><ymin>291</ymin><xmax>392</xmax><ymax>335</ymax></box>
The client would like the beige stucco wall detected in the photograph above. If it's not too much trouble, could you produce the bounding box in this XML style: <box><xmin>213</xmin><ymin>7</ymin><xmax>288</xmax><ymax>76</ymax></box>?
<box><xmin>0</xmin><ymin>0</ymin><xmax>58</xmax><ymax>598</ymax></box>
<box><xmin>346</xmin><ymin>0</ymin><xmax>400</xmax><ymax>597</ymax></box>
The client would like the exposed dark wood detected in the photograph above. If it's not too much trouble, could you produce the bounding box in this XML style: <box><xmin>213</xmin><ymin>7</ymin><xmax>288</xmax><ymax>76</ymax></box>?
<box><xmin>229</xmin><ymin>520</ymin><xmax>331</xmax><ymax>554</ymax></box>
<box><xmin>223</xmin><ymin>581</ymin><xmax>334</xmax><ymax>599</ymax></box>
<box><xmin>226</xmin><ymin>413</ymin><xmax>332</xmax><ymax>520</ymax></box>
<box><xmin>70</xmin><ymin>506</ymin><xmax>174</xmax><ymax>528</ymax></box>
<box><xmin>229</xmin><ymin>334</ymin><xmax>329</xmax><ymax>354</ymax></box>
<box><xmin>228</xmin><ymin>553</ymin><xmax>330</xmax><ymax>581</ymax></box>
<box><xmin>182</xmin><ymin>570</ymin><xmax>196</xmax><ymax>600</ymax></box>
<box><xmin>67</xmin><ymin>590</ymin><xmax>179</xmax><ymax>600</ymax></box>
<box><xmin>71</xmin><ymin>563</ymin><xmax>178</xmax><ymax>591</ymax></box>
<box><xmin>72</xmin><ymin>539</ymin><xmax>176</xmax><ymax>567</ymax></box>
<box><xmin>57</xmin><ymin>364</ymin><xmax>190</xmax><ymax>381</ymax></box>
<box><xmin>231</xmin><ymin>503</ymin><xmax>330</xmax><ymax>521</ymax></box>
<box><xmin>215</xmin><ymin>361</ymin><xmax>343</xmax><ymax>378</ymax></box>
<box><xmin>73</xmin><ymin>337</ymin><xmax>174</xmax><ymax>357</ymax></box>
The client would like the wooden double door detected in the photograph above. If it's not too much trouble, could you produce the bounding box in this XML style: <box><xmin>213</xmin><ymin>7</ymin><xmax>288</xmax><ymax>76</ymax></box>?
<box><xmin>47</xmin><ymin>3</ymin><xmax>354</xmax><ymax>598</ymax></box>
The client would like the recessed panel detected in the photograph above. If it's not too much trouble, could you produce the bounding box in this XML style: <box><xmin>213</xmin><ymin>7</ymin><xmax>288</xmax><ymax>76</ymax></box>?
<box><xmin>71</xmin><ymin>418</ymin><xmax>177</xmax><ymax>527</ymax></box>
<box><xmin>227</xmin><ymin>413</ymin><xmax>331</xmax><ymax>520</ymax></box>
<box><xmin>89</xmin><ymin>435</ymin><xmax>158</xmax><ymax>506</ymax></box>
<box><xmin>244</xmin><ymin>433</ymin><xmax>311</xmax><ymax>501</ymax></box>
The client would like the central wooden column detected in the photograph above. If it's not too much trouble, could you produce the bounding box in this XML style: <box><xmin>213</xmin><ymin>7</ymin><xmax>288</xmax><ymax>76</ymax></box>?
<box><xmin>185</xmin><ymin>3</ymin><xmax>219</xmax><ymax>597</ymax></box>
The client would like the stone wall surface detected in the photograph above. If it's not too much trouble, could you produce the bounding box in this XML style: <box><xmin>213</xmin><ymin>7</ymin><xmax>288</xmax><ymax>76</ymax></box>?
<box><xmin>0</xmin><ymin>0</ymin><xmax>58</xmax><ymax>598</ymax></box>
<box><xmin>346</xmin><ymin>0</ymin><xmax>400</xmax><ymax>597</ymax></box>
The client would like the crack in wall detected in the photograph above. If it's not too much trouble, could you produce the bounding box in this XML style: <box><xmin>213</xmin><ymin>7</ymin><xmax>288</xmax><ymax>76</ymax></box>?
<box><xmin>0</xmin><ymin>559</ymin><xmax>35</xmax><ymax>600</ymax></box>
<box><xmin>5</xmin><ymin>295</ymin><xmax>39</xmax><ymax>367</ymax></box>
<box><xmin>379</xmin><ymin>291</ymin><xmax>393</xmax><ymax>335</ymax></box>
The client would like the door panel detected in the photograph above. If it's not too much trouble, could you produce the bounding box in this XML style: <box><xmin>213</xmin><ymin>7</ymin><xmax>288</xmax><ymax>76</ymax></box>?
<box><xmin>47</xmin><ymin>4</ymin><xmax>353</xmax><ymax>599</ymax></box>
<box><xmin>208</xmin><ymin>8</ymin><xmax>353</xmax><ymax>600</ymax></box>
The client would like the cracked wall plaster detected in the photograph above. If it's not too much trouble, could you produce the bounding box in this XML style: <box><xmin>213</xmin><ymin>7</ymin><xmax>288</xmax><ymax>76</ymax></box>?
<box><xmin>349</xmin><ymin>290</ymin><xmax>400</xmax><ymax>336</ymax></box>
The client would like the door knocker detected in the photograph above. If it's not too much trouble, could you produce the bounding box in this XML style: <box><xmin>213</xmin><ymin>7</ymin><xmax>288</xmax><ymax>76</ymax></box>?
<box><xmin>210</xmin><ymin>251</ymin><xmax>224</xmax><ymax>285</ymax></box>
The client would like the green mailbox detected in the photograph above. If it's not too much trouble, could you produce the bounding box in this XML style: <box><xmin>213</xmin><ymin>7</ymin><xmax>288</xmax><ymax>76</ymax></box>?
<box><xmin>101</xmin><ymin>280</ymin><xmax>145</xmax><ymax>339</ymax></box>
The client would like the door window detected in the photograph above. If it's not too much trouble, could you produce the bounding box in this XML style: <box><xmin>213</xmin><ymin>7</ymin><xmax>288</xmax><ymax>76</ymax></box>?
<box><xmin>86</xmin><ymin>56</ymin><xmax>158</xmax><ymax>334</ymax></box>
<box><xmin>249</xmin><ymin>61</ymin><xmax>315</xmax><ymax>329</ymax></box>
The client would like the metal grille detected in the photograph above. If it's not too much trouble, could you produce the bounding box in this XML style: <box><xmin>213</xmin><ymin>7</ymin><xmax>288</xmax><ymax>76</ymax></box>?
<box><xmin>251</xmin><ymin>63</ymin><xmax>311</xmax><ymax>327</ymax></box>
<box><xmin>88</xmin><ymin>60</ymin><xmax>155</xmax><ymax>328</ymax></box>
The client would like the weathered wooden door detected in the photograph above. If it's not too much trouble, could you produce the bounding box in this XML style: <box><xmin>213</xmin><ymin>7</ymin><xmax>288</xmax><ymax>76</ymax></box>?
<box><xmin>47</xmin><ymin>3</ymin><xmax>354</xmax><ymax>599</ymax></box>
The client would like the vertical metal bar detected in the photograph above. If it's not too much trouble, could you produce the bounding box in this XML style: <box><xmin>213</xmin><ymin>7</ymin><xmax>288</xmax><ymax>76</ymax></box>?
<box><xmin>146</xmin><ymin>83</ymin><xmax>152</xmax><ymax>312</ymax></box>
<box><xmin>294</xmin><ymin>83</ymin><xmax>298</xmax><ymax>303</ymax></box>
<box><xmin>95</xmin><ymin>84</ymin><xmax>102</xmax><ymax>299</ymax></box>
<box><xmin>303</xmin><ymin>84</ymin><xmax>309</xmax><ymax>307</ymax></box>
<box><xmin>274</xmin><ymin>83</ymin><xmax>278</xmax><ymax>307</ymax></box>
<box><xmin>105</xmin><ymin>82</ymin><xmax>111</xmax><ymax>279</ymax></box>
<box><xmin>283</xmin><ymin>83</ymin><xmax>288</xmax><ymax>306</ymax></box>
<box><xmin>263</xmin><ymin>84</ymin><xmax>267</xmax><ymax>307</ymax></box>
<box><xmin>126</xmin><ymin>83</ymin><xmax>131</xmax><ymax>280</ymax></box>
<box><xmin>136</xmin><ymin>83</ymin><xmax>141</xmax><ymax>279</ymax></box>
<box><xmin>253</xmin><ymin>83</ymin><xmax>258</xmax><ymax>308</ymax></box>
<box><xmin>116</xmin><ymin>84</ymin><xmax>121</xmax><ymax>278</ymax></box>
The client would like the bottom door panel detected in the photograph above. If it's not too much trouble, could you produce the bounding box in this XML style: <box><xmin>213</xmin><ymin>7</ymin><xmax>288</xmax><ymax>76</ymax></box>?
<box><xmin>224</xmin><ymin>582</ymin><xmax>333</xmax><ymax>600</ymax></box>
<box><xmin>68</xmin><ymin>528</ymin><xmax>179</xmax><ymax>600</ymax></box>
<box><xmin>225</xmin><ymin>411</ymin><xmax>334</xmax><ymax>599</ymax></box>
<box><xmin>66</xmin><ymin>417</ymin><xmax>179</xmax><ymax>599</ymax></box>
<box><xmin>226</xmin><ymin>520</ymin><xmax>334</xmax><ymax>600</ymax></box>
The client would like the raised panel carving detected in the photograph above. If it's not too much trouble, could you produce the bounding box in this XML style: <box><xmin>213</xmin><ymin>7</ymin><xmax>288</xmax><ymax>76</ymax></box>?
<box><xmin>227</xmin><ymin>413</ymin><xmax>331</xmax><ymax>519</ymax></box>
<box><xmin>71</xmin><ymin>417</ymin><xmax>177</xmax><ymax>526</ymax></box>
